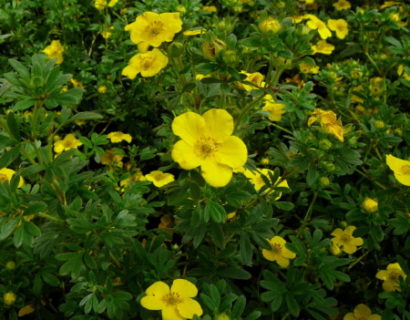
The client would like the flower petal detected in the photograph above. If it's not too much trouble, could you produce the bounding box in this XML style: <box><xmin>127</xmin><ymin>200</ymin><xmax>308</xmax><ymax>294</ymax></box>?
<box><xmin>262</xmin><ymin>249</ymin><xmax>277</xmax><ymax>261</ymax></box>
<box><xmin>282</xmin><ymin>247</ymin><xmax>296</xmax><ymax>259</ymax></box>
<box><xmin>386</xmin><ymin>154</ymin><xmax>410</xmax><ymax>172</ymax></box>
<box><xmin>177</xmin><ymin>298</ymin><xmax>203</xmax><ymax>318</ymax></box>
<box><xmin>172</xmin><ymin>140</ymin><xmax>202</xmax><ymax>170</ymax></box>
<box><xmin>162</xmin><ymin>306</ymin><xmax>185</xmax><ymax>320</ymax></box>
<box><xmin>172</xmin><ymin>112</ymin><xmax>206</xmax><ymax>144</ymax></box>
<box><xmin>376</xmin><ymin>270</ymin><xmax>388</xmax><ymax>280</ymax></box>
<box><xmin>276</xmin><ymin>255</ymin><xmax>290</xmax><ymax>268</ymax></box>
<box><xmin>343</xmin><ymin>312</ymin><xmax>355</xmax><ymax>320</ymax></box>
<box><xmin>202</xmin><ymin>109</ymin><xmax>234</xmax><ymax>142</ymax></box>
<box><xmin>215</xmin><ymin>136</ymin><xmax>248</xmax><ymax>168</ymax></box>
<box><xmin>140</xmin><ymin>296</ymin><xmax>165</xmax><ymax>310</ymax></box>
<box><xmin>393</xmin><ymin>172</ymin><xmax>410</xmax><ymax>186</ymax></box>
<box><xmin>145</xmin><ymin>281</ymin><xmax>170</xmax><ymax>296</ymax></box>
<box><xmin>201</xmin><ymin>160</ymin><xmax>233</xmax><ymax>187</ymax></box>
<box><xmin>171</xmin><ymin>279</ymin><xmax>198</xmax><ymax>298</ymax></box>
<box><xmin>269</xmin><ymin>236</ymin><xmax>286</xmax><ymax>246</ymax></box>
<box><xmin>354</xmin><ymin>304</ymin><xmax>371</xmax><ymax>318</ymax></box>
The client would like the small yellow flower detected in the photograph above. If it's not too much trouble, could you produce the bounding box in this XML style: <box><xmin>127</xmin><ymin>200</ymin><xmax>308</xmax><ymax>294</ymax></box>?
<box><xmin>227</xmin><ymin>211</ymin><xmax>237</xmax><ymax>219</ymax></box>
<box><xmin>237</xmin><ymin>71</ymin><xmax>266</xmax><ymax>91</ymax></box>
<box><xmin>171</xmin><ymin>109</ymin><xmax>248</xmax><ymax>188</ymax></box>
<box><xmin>262</xmin><ymin>236</ymin><xmax>296</xmax><ymax>268</ymax></box>
<box><xmin>70</xmin><ymin>78</ymin><xmax>84</xmax><ymax>88</ymax></box>
<box><xmin>311</xmin><ymin>40</ymin><xmax>335</xmax><ymax>55</ymax></box>
<box><xmin>5</xmin><ymin>261</ymin><xmax>16</xmax><ymax>270</ymax></box>
<box><xmin>100</xmin><ymin>150</ymin><xmax>123</xmax><ymax>167</ymax></box>
<box><xmin>330</xmin><ymin>226</ymin><xmax>363</xmax><ymax>255</ymax></box>
<box><xmin>362</xmin><ymin>197</ymin><xmax>378</xmax><ymax>213</ymax></box>
<box><xmin>386</xmin><ymin>154</ymin><xmax>410</xmax><ymax>186</ymax></box>
<box><xmin>3</xmin><ymin>292</ymin><xmax>16</xmax><ymax>305</ymax></box>
<box><xmin>333</xmin><ymin>0</ymin><xmax>351</xmax><ymax>10</ymax></box>
<box><xmin>107</xmin><ymin>131</ymin><xmax>132</xmax><ymax>143</ymax></box>
<box><xmin>343</xmin><ymin>304</ymin><xmax>381</xmax><ymax>320</ymax></box>
<box><xmin>145</xmin><ymin>170</ymin><xmax>175</xmax><ymax>188</ymax></box>
<box><xmin>260</xmin><ymin>157</ymin><xmax>270</xmax><ymax>165</ymax></box>
<box><xmin>376</xmin><ymin>263</ymin><xmax>407</xmax><ymax>292</ymax></box>
<box><xmin>397</xmin><ymin>64</ymin><xmax>410</xmax><ymax>81</ymax></box>
<box><xmin>262</xmin><ymin>94</ymin><xmax>286</xmax><ymax>122</ymax></box>
<box><xmin>124</xmin><ymin>12</ymin><xmax>182</xmax><ymax>48</ymax></box>
<box><xmin>42</xmin><ymin>40</ymin><xmax>64</xmax><ymax>64</ymax></box>
<box><xmin>0</xmin><ymin>168</ymin><xmax>24</xmax><ymax>188</ymax></box>
<box><xmin>259</xmin><ymin>17</ymin><xmax>281</xmax><ymax>33</ymax></box>
<box><xmin>380</xmin><ymin>1</ymin><xmax>401</xmax><ymax>9</ymax></box>
<box><xmin>243</xmin><ymin>168</ymin><xmax>289</xmax><ymax>198</ymax></box>
<box><xmin>201</xmin><ymin>6</ymin><xmax>217</xmax><ymax>12</ymax></box>
<box><xmin>306</xmin><ymin>15</ymin><xmax>332</xmax><ymax>39</ymax></box>
<box><xmin>308</xmin><ymin>108</ymin><xmax>344</xmax><ymax>142</ymax></box>
<box><xmin>216</xmin><ymin>313</ymin><xmax>231</xmax><ymax>320</ymax></box>
<box><xmin>101</xmin><ymin>26</ymin><xmax>114</xmax><ymax>39</ymax></box>
<box><xmin>94</xmin><ymin>0</ymin><xmax>118</xmax><ymax>10</ymax></box>
<box><xmin>54</xmin><ymin>134</ymin><xmax>82</xmax><ymax>154</ymax></box>
<box><xmin>299</xmin><ymin>62</ymin><xmax>320</xmax><ymax>74</ymax></box>
<box><xmin>122</xmin><ymin>49</ymin><xmax>169</xmax><ymax>79</ymax></box>
<box><xmin>183</xmin><ymin>29</ymin><xmax>206</xmax><ymax>36</ymax></box>
<box><xmin>369</xmin><ymin>77</ymin><xmax>384</xmax><ymax>95</ymax></box>
<box><xmin>140</xmin><ymin>279</ymin><xmax>203</xmax><ymax>320</ymax></box>
<box><xmin>98</xmin><ymin>85</ymin><xmax>107</xmax><ymax>93</ymax></box>
<box><xmin>195</xmin><ymin>74</ymin><xmax>210</xmax><ymax>81</ymax></box>
<box><xmin>327</xmin><ymin>19</ymin><xmax>349</xmax><ymax>39</ymax></box>
<box><xmin>120</xmin><ymin>169</ymin><xmax>146</xmax><ymax>187</ymax></box>
<box><xmin>18</xmin><ymin>305</ymin><xmax>35</xmax><ymax>317</ymax></box>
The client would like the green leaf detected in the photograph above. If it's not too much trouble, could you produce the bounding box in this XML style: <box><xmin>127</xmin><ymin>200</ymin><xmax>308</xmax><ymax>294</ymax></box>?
<box><xmin>0</xmin><ymin>217</ymin><xmax>20</xmax><ymax>240</ymax></box>
<box><xmin>218</xmin><ymin>266</ymin><xmax>251</xmax><ymax>280</ymax></box>
<box><xmin>0</xmin><ymin>146</ymin><xmax>20</xmax><ymax>168</ymax></box>
<box><xmin>205</xmin><ymin>200</ymin><xmax>226</xmax><ymax>223</ymax></box>
<box><xmin>285</xmin><ymin>294</ymin><xmax>300</xmax><ymax>317</ymax></box>
<box><xmin>240</xmin><ymin>234</ymin><xmax>253</xmax><ymax>266</ymax></box>
<box><xmin>12</xmin><ymin>98</ymin><xmax>37</xmax><ymax>111</ymax></box>
<box><xmin>70</xmin><ymin>112</ymin><xmax>103</xmax><ymax>122</ymax></box>
<box><xmin>6</xmin><ymin>112</ymin><xmax>20</xmax><ymax>141</ymax></box>
<box><xmin>232</xmin><ymin>295</ymin><xmax>246</xmax><ymax>318</ymax></box>
<box><xmin>273</xmin><ymin>201</ymin><xmax>295</xmax><ymax>211</ymax></box>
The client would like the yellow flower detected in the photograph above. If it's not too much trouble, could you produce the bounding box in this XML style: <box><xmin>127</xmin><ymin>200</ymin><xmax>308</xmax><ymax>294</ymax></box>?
<box><xmin>237</xmin><ymin>71</ymin><xmax>266</xmax><ymax>91</ymax></box>
<box><xmin>386</xmin><ymin>154</ymin><xmax>410</xmax><ymax>186</ymax></box>
<box><xmin>98</xmin><ymin>85</ymin><xmax>107</xmax><ymax>93</ymax></box>
<box><xmin>376</xmin><ymin>263</ymin><xmax>407</xmax><ymax>292</ymax></box>
<box><xmin>120</xmin><ymin>169</ymin><xmax>146</xmax><ymax>187</ymax></box>
<box><xmin>397</xmin><ymin>64</ymin><xmax>410</xmax><ymax>81</ymax></box>
<box><xmin>140</xmin><ymin>279</ymin><xmax>203</xmax><ymax>320</ymax></box>
<box><xmin>330</xmin><ymin>226</ymin><xmax>363</xmax><ymax>255</ymax></box>
<box><xmin>333</xmin><ymin>0</ymin><xmax>351</xmax><ymax>10</ymax></box>
<box><xmin>124</xmin><ymin>12</ymin><xmax>182</xmax><ymax>48</ymax></box>
<box><xmin>171</xmin><ymin>109</ymin><xmax>248</xmax><ymax>188</ymax></box>
<box><xmin>54</xmin><ymin>134</ymin><xmax>83</xmax><ymax>154</ymax></box>
<box><xmin>327</xmin><ymin>19</ymin><xmax>348</xmax><ymax>39</ymax></box>
<box><xmin>42</xmin><ymin>40</ymin><xmax>64</xmax><ymax>64</ymax></box>
<box><xmin>0</xmin><ymin>168</ymin><xmax>24</xmax><ymax>188</ymax></box>
<box><xmin>3</xmin><ymin>292</ymin><xmax>16</xmax><ymax>305</ymax></box>
<box><xmin>195</xmin><ymin>74</ymin><xmax>210</xmax><ymax>81</ymax></box>
<box><xmin>145</xmin><ymin>170</ymin><xmax>175</xmax><ymax>187</ymax></box>
<box><xmin>362</xmin><ymin>197</ymin><xmax>378</xmax><ymax>213</ymax></box>
<box><xmin>101</xmin><ymin>26</ymin><xmax>114</xmax><ymax>39</ymax></box>
<box><xmin>227</xmin><ymin>211</ymin><xmax>237</xmax><ymax>219</ymax></box>
<box><xmin>343</xmin><ymin>304</ymin><xmax>381</xmax><ymax>320</ymax></box>
<box><xmin>306</xmin><ymin>15</ymin><xmax>332</xmax><ymax>39</ymax></box>
<box><xmin>201</xmin><ymin>6</ymin><xmax>217</xmax><ymax>12</ymax></box>
<box><xmin>308</xmin><ymin>108</ymin><xmax>344</xmax><ymax>142</ymax></box>
<box><xmin>243</xmin><ymin>168</ymin><xmax>288</xmax><ymax>197</ymax></box>
<box><xmin>262</xmin><ymin>94</ymin><xmax>286</xmax><ymax>121</ymax></box>
<box><xmin>70</xmin><ymin>78</ymin><xmax>84</xmax><ymax>88</ymax></box>
<box><xmin>311</xmin><ymin>40</ymin><xmax>335</xmax><ymax>55</ymax></box>
<box><xmin>259</xmin><ymin>17</ymin><xmax>281</xmax><ymax>33</ymax></box>
<box><xmin>183</xmin><ymin>29</ymin><xmax>206</xmax><ymax>36</ymax></box>
<box><xmin>5</xmin><ymin>261</ymin><xmax>16</xmax><ymax>270</ymax></box>
<box><xmin>299</xmin><ymin>62</ymin><xmax>319</xmax><ymax>74</ymax></box>
<box><xmin>262</xmin><ymin>236</ymin><xmax>296</xmax><ymax>268</ymax></box>
<box><xmin>122</xmin><ymin>49</ymin><xmax>169</xmax><ymax>79</ymax></box>
<box><xmin>216</xmin><ymin>313</ymin><xmax>231</xmax><ymax>320</ymax></box>
<box><xmin>380</xmin><ymin>1</ymin><xmax>401</xmax><ymax>9</ymax></box>
<box><xmin>94</xmin><ymin>0</ymin><xmax>118</xmax><ymax>10</ymax></box>
<box><xmin>18</xmin><ymin>305</ymin><xmax>35</xmax><ymax>317</ymax></box>
<box><xmin>100</xmin><ymin>150</ymin><xmax>123</xmax><ymax>167</ymax></box>
<box><xmin>107</xmin><ymin>131</ymin><xmax>132</xmax><ymax>143</ymax></box>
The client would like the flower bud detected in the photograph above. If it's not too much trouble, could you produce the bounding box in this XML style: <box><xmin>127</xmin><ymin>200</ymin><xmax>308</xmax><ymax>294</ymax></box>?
<box><xmin>5</xmin><ymin>261</ymin><xmax>16</xmax><ymax>270</ymax></box>
<box><xmin>362</xmin><ymin>197</ymin><xmax>378</xmax><ymax>213</ymax></box>
<box><xmin>3</xmin><ymin>292</ymin><xmax>16</xmax><ymax>305</ymax></box>
<box><xmin>320</xmin><ymin>177</ymin><xmax>330</xmax><ymax>186</ymax></box>
<box><xmin>222</xmin><ymin>50</ymin><xmax>238</xmax><ymax>65</ymax></box>
<box><xmin>319</xmin><ymin>139</ymin><xmax>332</xmax><ymax>150</ymax></box>
<box><xmin>202</xmin><ymin>38</ymin><xmax>226</xmax><ymax>60</ymax></box>
<box><xmin>216</xmin><ymin>313</ymin><xmax>230</xmax><ymax>320</ymax></box>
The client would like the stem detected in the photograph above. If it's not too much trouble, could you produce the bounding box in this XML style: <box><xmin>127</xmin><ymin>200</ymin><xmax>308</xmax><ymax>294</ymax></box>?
<box><xmin>38</xmin><ymin>212</ymin><xmax>64</xmax><ymax>223</ymax></box>
<box><xmin>269</xmin><ymin>122</ymin><xmax>293</xmax><ymax>135</ymax></box>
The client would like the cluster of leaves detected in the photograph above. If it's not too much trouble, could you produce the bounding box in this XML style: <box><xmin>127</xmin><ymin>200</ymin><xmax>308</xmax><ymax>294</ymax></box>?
<box><xmin>0</xmin><ymin>0</ymin><xmax>409</xmax><ymax>320</ymax></box>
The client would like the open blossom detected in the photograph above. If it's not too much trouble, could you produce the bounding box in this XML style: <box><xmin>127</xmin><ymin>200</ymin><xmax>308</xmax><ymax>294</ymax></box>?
<box><xmin>299</xmin><ymin>62</ymin><xmax>319</xmax><ymax>74</ymax></box>
<box><xmin>237</xmin><ymin>71</ymin><xmax>265</xmax><ymax>91</ymax></box>
<box><xmin>171</xmin><ymin>109</ymin><xmax>247</xmax><ymax>187</ymax></box>
<box><xmin>333</xmin><ymin>0</ymin><xmax>351</xmax><ymax>10</ymax></box>
<box><xmin>140</xmin><ymin>279</ymin><xmax>203</xmax><ymax>320</ymax></box>
<box><xmin>54</xmin><ymin>134</ymin><xmax>82</xmax><ymax>154</ymax></box>
<box><xmin>122</xmin><ymin>49</ymin><xmax>168</xmax><ymax>79</ymax></box>
<box><xmin>0</xmin><ymin>168</ymin><xmax>24</xmax><ymax>188</ymax></box>
<box><xmin>327</xmin><ymin>19</ymin><xmax>349</xmax><ymax>39</ymax></box>
<box><xmin>42</xmin><ymin>40</ymin><xmax>64</xmax><ymax>64</ymax></box>
<box><xmin>386</xmin><ymin>154</ymin><xmax>410</xmax><ymax>186</ymax></box>
<box><xmin>124</xmin><ymin>12</ymin><xmax>182</xmax><ymax>49</ymax></box>
<box><xmin>94</xmin><ymin>0</ymin><xmax>118</xmax><ymax>10</ymax></box>
<box><xmin>343</xmin><ymin>304</ymin><xmax>381</xmax><ymax>320</ymax></box>
<box><xmin>330</xmin><ymin>226</ymin><xmax>363</xmax><ymax>255</ymax></box>
<box><xmin>308</xmin><ymin>108</ymin><xmax>344</xmax><ymax>142</ymax></box>
<box><xmin>376</xmin><ymin>263</ymin><xmax>407</xmax><ymax>292</ymax></box>
<box><xmin>306</xmin><ymin>15</ymin><xmax>332</xmax><ymax>39</ymax></box>
<box><xmin>259</xmin><ymin>17</ymin><xmax>281</xmax><ymax>33</ymax></box>
<box><xmin>145</xmin><ymin>170</ymin><xmax>175</xmax><ymax>187</ymax></box>
<box><xmin>262</xmin><ymin>236</ymin><xmax>296</xmax><ymax>268</ymax></box>
<box><xmin>262</xmin><ymin>94</ymin><xmax>286</xmax><ymax>121</ymax></box>
<box><xmin>100</xmin><ymin>149</ymin><xmax>123</xmax><ymax>167</ymax></box>
<box><xmin>243</xmin><ymin>168</ymin><xmax>288</xmax><ymax>199</ymax></box>
<box><xmin>311</xmin><ymin>40</ymin><xmax>335</xmax><ymax>55</ymax></box>
<box><xmin>107</xmin><ymin>131</ymin><xmax>132</xmax><ymax>143</ymax></box>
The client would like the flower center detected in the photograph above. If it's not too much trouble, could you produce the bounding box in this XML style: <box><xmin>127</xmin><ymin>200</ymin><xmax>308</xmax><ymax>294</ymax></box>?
<box><xmin>0</xmin><ymin>174</ymin><xmax>9</xmax><ymax>183</ymax></box>
<box><xmin>162</xmin><ymin>292</ymin><xmax>183</xmax><ymax>306</ymax></box>
<box><xmin>400</xmin><ymin>165</ymin><xmax>410</xmax><ymax>175</ymax></box>
<box><xmin>147</xmin><ymin>21</ymin><xmax>164</xmax><ymax>36</ymax></box>
<box><xmin>388</xmin><ymin>271</ymin><xmax>401</xmax><ymax>282</ymax></box>
<box><xmin>340</xmin><ymin>234</ymin><xmax>351</xmax><ymax>243</ymax></box>
<box><xmin>141</xmin><ymin>57</ymin><xmax>154</xmax><ymax>70</ymax></box>
<box><xmin>195</xmin><ymin>137</ymin><xmax>218</xmax><ymax>159</ymax></box>
<box><xmin>270</xmin><ymin>243</ymin><xmax>282</xmax><ymax>254</ymax></box>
